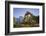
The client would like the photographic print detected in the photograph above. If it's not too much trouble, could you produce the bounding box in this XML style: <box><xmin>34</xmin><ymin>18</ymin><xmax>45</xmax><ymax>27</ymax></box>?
<box><xmin>13</xmin><ymin>8</ymin><xmax>39</xmax><ymax>28</ymax></box>
<box><xmin>5</xmin><ymin>1</ymin><xmax>45</xmax><ymax>35</ymax></box>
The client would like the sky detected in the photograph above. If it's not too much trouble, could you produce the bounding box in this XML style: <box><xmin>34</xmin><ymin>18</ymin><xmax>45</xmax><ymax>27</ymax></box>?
<box><xmin>13</xmin><ymin>8</ymin><xmax>39</xmax><ymax>18</ymax></box>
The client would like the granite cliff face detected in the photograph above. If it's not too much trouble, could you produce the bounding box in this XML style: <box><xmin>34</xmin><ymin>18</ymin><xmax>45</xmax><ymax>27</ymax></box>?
<box><xmin>23</xmin><ymin>11</ymin><xmax>32</xmax><ymax>24</ymax></box>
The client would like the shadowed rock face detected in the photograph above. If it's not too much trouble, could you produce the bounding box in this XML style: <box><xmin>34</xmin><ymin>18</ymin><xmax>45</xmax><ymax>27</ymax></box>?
<box><xmin>25</xmin><ymin>11</ymin><xmax>32</xmax><ymax>16</ymax></box>
<box><xmin>23</xmin><ymin>11</ymin><xmax>32</xmax><ymax>24</ymax></box>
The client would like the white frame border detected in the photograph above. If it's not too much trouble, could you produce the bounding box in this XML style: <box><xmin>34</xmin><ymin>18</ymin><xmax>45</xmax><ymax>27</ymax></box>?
<box><xmin>10</xmin><ymin>4</ymin><xmax>43</xmax><ymax>32</ymax></box>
